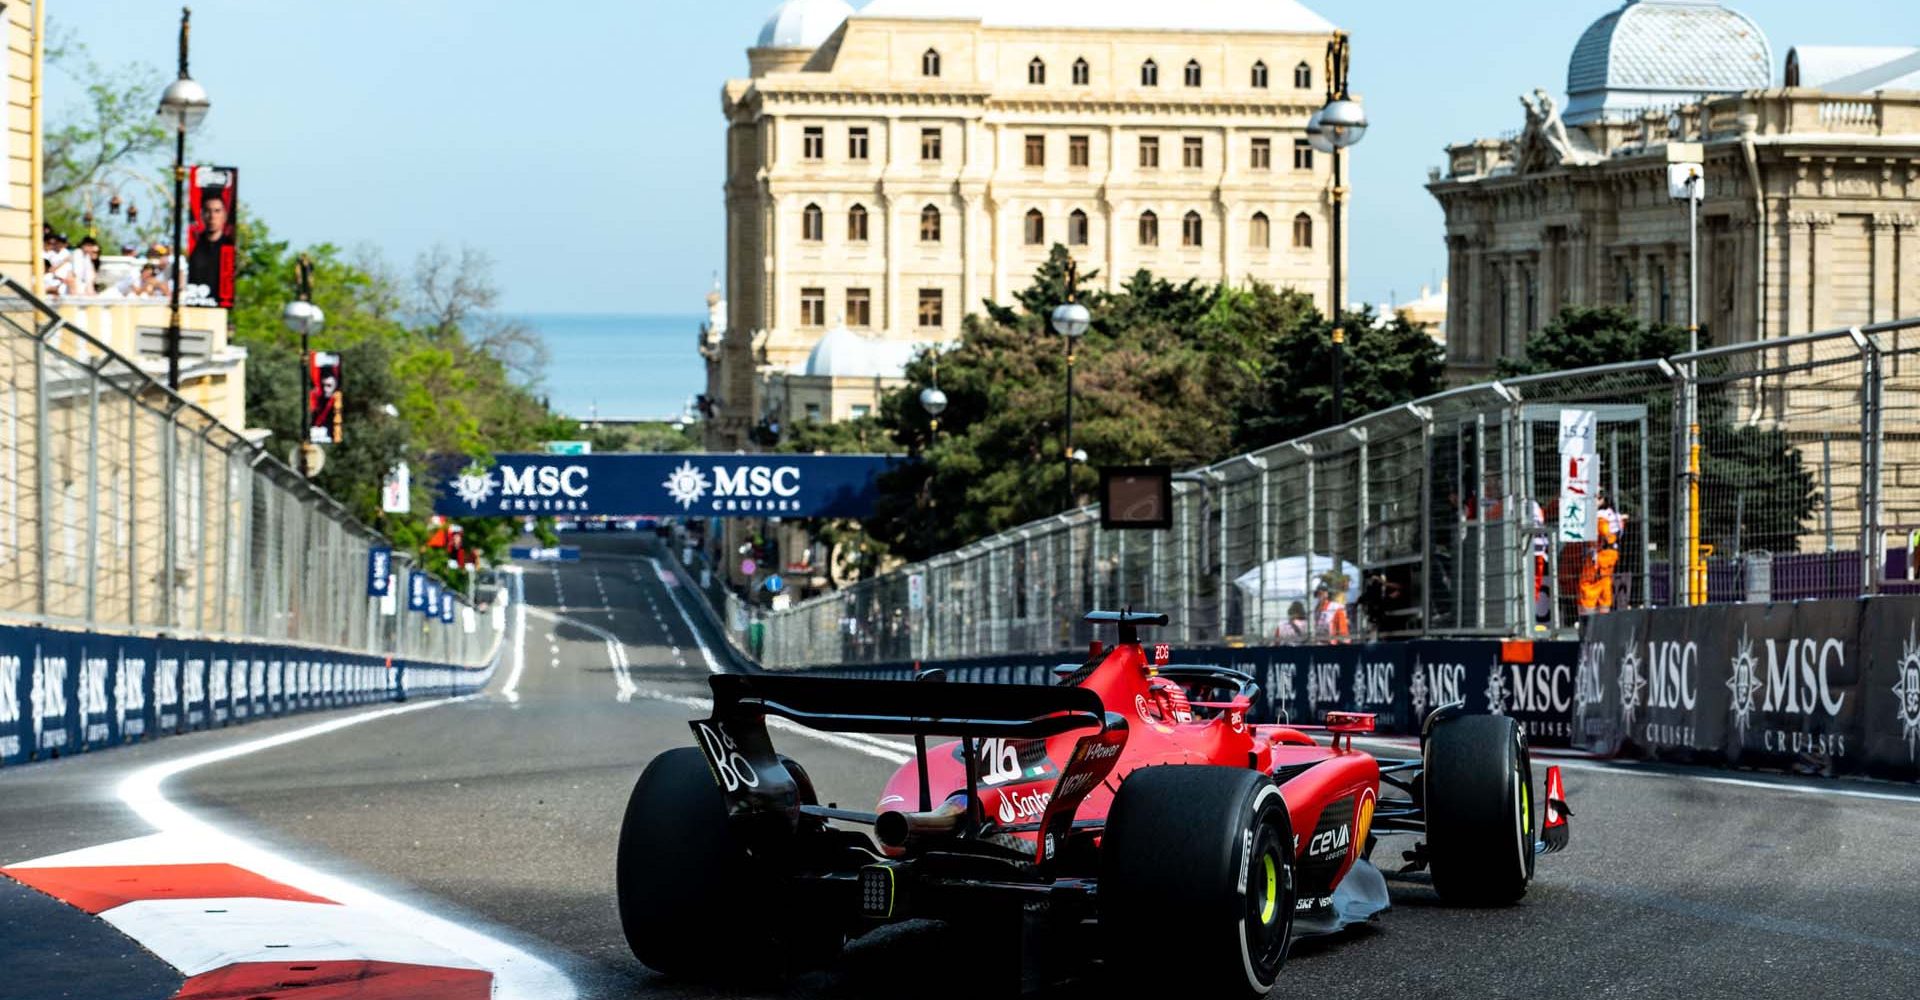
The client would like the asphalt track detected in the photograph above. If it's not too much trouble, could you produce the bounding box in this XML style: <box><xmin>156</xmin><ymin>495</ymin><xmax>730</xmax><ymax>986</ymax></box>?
<box><xmin>6</xmin><ymin>531</ymin><xmax>1920</xmax><ymax>998</ymax></box>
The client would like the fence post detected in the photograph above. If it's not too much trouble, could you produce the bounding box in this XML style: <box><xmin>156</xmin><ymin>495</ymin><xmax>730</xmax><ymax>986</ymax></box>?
<box><xmin>162</xmin><ymin>408</ymin><xmax>178</xmax><ymax>629</ymax></box>
<box><xmin>84</xmin><ymin>361</ymin><xmax>101</xmax><ymax>626</ymax></box>
<box><xmin>1854</xmin><ymin>326</ymin><xmax>1883</xmax><ymax>596</ymax></box>
<box><xmin>33</xmin><ymin>332</ymin><xmax>50</xmax><ymax>616</ymax></box>
<box><xmin>1669</xmin><ymin>362</ymin><xmax>1691</xmax><ymax>606</ymax></box>
<box><xmin>1291</xmin><ymin>441</ymin><xmax>1315</xmax><ymax>639</ymax></box>
<box><xmin>1419</xmin><ymin>406</ymin><xmax>1434</xmax><ymax>636</ymax></box>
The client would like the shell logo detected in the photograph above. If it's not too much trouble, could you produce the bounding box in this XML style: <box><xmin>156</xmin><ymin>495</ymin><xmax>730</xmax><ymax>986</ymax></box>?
<box><xmin>1354</xmin><ymin>787</ymin><xmax>1376</xmax><ymax>859</ymax></box>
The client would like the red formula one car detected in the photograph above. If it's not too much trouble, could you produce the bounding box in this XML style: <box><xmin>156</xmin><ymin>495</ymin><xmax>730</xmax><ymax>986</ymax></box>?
<box><xmin>618</xmin><ymin>611</ymin><xmax>1571</xmax><ymax>995</ymax></box>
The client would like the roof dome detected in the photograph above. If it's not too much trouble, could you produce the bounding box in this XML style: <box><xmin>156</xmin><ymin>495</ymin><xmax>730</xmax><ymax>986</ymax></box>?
<box><xmin>802</xmin><ymin>324</ymin><xmax>919</xmax><ymax>379</ymax></box>
<box><xmin>1564</xmin><ymin>0</ymin><xmax>1770</xmax><ymax>125</ymax></box>
<box><xmin>756</xmin><ymin>0</ymin><xmax>853</xmax><ymax>49</ymax></box>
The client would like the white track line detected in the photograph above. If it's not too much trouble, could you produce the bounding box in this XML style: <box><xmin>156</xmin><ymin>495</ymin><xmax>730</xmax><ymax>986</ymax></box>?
<box><xmin>502</xmin><ymin>568</ymin><xmax>528</xmax><ymax>704</ymax></box>
<box><xmin>647</xmin><ymin>557</ymin><xmax>722</xmax><ymax>674</ymax></box>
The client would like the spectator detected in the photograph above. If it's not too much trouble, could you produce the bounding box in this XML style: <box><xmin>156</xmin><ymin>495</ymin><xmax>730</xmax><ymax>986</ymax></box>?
<box><xmin>42</xmin><ymin>231</ymin><xmax>72</xmax><ymax>296</ymax></box>
<box><xmin>1313</xmin><ymin>581</ymin><xmax>1350</xmax><ymax>641</ymax></box>
<box><xmin>1357</xmin><ymin>569</ymin><xmax>1404</xmax><ymax>637</ymax></box>
<box><xmin>71</xmin><ymin>236</ymin><xmax>100</xmax><ymax>295</ymax></box>
<box><xmin>113</xmin><ymin>262</ymin><xmax>163</xmax><ymax>298</ymax></box>
<box><xmin>1275</xmin><ymin>601</ymin><xmax>1309</xmax><ymax>642</ymax></box>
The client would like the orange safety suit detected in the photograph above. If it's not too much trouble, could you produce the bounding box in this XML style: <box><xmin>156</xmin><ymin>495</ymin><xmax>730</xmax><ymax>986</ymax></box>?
<box><xmin>1578</xmin><ymin>509</ymin><xmax>1622</xmax><ymax>614</ymax></box>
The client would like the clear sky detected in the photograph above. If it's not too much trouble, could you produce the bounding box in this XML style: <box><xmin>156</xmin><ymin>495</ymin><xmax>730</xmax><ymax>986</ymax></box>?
<box><xmin>51</xmin><ymin>1</ymin><xmax>1911</xmax><ymax>317</ymax></box>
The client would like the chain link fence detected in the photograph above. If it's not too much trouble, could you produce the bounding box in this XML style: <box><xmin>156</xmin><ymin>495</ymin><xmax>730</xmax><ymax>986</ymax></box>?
<box><xmin>747</xmin><ymin>316</ymin><xmax>1920</xmax><ymax>669</ymax></box>
<box><xmin>0</xmin><ymin>277</ymin><xmax>497</xmax><ymax>666</ymax></box>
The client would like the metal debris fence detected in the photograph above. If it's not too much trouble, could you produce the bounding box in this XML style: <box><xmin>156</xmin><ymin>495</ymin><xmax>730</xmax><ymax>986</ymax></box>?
<box><xmin>0</xmin><ymin>277</ymin><xmax>497</xmax><ymax>666</ymax></box>
<box><xmin>750</xmin><ymin>317</ymin><xmax>1920</xmax><ymax>669</ymax></box>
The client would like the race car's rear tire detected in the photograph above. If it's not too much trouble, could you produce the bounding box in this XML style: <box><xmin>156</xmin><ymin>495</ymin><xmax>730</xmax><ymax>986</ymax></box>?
<box><xmin>1424</xmin><ymin>714</ymin><xmax>1534</xmax><ymax>905</ymax></box>
<box><xmin>616</xmin><ymin>747</ymin><xmax>829</xmax><ymax>980</ymax></box>
<box><xmin>1101</xmin><ymin>765</ymin><xmax>1294</xmax><ymax>997</ymax></box>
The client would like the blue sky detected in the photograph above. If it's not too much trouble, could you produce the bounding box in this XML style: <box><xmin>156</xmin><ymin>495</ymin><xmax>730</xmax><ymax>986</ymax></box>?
<box><xmin>52</xmin><ymin>1</ymin><xmax>1910</xmax><ymax>316</ymax></box>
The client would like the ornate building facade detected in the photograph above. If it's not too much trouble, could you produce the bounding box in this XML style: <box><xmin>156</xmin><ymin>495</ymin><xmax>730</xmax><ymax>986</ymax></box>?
<box><xmin>705</xmin><ymin>0</ymin><xmax>1346</xmax><ymax>448</ymax></box>
<box><xmin>1429</xmin><ymin>0</ymin><xmax>1920</xmax><ymax>380</ymax></box>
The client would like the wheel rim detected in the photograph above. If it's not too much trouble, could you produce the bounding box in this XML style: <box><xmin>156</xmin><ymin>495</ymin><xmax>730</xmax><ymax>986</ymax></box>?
<box><xmin>1242</xmin><ymin>817</ymin><xmax>1291</xmax><ymax>983</ymax></box>
<box><xmin>1259</xmin><ymin>854</ymin><xmax>1279</xmax><ymax>926</ymax></box>
<box><xmin>1512</xmin><ymin>755</ymin><xmax>1530</xmax><ymax>878</ymax></box>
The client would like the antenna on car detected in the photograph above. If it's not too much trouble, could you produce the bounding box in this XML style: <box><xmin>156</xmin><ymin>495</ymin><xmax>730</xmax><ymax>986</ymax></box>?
<box><xmin>1081</xmin><ymin>609</ymin><xmax>1169</xmax><ymax>645</ymax></box>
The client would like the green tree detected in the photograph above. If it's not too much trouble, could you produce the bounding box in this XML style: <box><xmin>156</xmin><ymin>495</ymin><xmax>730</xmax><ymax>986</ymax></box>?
<box><xmin>42</xmin><ymin>26</ymin><xmax>169</xmax><ymax>245</ymax></box>
<box><xmin>1234</xmin><ymin>303</ymin><xmax>1445</xmax><ymax>450</ymax></box>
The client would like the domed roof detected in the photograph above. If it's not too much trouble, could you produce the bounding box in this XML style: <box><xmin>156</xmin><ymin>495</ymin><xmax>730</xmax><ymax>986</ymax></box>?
<box><xmin>756</xmin><ymin>0</ymin><xmax>853</xmax><ymax>49</ymax></box>
<box><xmin>802</xmin><ymin>324</ymin><xmax>919</xmax><ymax>379</ymax></box>
<box><xmin>1564</xmin><ymin>1</ymin><xmax>1770</xmax><ymax>125</ymax></box>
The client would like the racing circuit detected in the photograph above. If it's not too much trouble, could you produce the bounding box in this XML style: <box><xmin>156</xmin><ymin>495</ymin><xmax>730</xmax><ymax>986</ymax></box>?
<box><xmin>6</xmin><ymin>533</ymin><xmax>1920</xmax><ymax>999</ymax></box>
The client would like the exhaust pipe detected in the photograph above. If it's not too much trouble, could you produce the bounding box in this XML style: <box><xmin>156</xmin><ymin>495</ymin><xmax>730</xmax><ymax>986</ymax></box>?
<box><xmin>875</xmin><ymin>793</ymin><xmax>969</xmax><ymax>849</ymax></box>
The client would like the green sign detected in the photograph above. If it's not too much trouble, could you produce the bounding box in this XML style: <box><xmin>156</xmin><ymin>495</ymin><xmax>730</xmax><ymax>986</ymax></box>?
<box><xmin>544</xmin><ymin>440</ymin><xmax>592</xmax><ymax>455</ymax></box>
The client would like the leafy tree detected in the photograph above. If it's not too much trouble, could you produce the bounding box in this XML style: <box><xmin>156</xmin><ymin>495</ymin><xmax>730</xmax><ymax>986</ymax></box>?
<box><xmin>42</xmin><ymin>26</ymin><xmax>169</xmax><ymax>245</ymax></box>
<box><xmin>1496</xmin><ymin>305</ymin><xmax>1689</xmax><ymax>378</ymax></box>
<box><xmin>1234</xmin><ymin>303</ymin><xmax>1445</xmax><ymax>450</ymax></box>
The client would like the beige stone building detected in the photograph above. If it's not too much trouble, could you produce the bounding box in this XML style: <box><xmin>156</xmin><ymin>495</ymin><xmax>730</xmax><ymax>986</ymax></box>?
<box><xmin>707</xmin><ymin>0</ymin><xmax>1347</xmax><ymax>448</ymax></box>
<box><xmin>1429</xmin><ymin>0</ymin><xmax>1920</xmax><ymax>380</ymax></box>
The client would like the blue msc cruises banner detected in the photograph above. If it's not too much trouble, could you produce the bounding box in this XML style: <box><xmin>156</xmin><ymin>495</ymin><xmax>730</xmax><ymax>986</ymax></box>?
<box><xmin>431</xmin><ymin>453</ymin><xmax>900</xmax><ymax>518</ymax></box>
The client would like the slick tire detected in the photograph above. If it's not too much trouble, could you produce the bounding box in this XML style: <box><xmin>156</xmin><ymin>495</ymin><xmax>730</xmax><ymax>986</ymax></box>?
<box><xmin>616</xmin><ymin>747</ymin><xmax>816</xmax><ymax>981</ymax></box>
<box><xmin>1425</xmin><ymin>714</ymin><xmax>1535</xmax><ymax>905</ymax></box>
<box><xmin>1101</xmin><ymin>765</ymin><xmax>1294</xmax><ymax>998</ymax></box>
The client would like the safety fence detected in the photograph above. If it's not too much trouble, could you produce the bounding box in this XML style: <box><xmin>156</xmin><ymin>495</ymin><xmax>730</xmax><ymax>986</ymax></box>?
<box><xmin>751</xmin><ymin>317</ymin><xmax>1920</xmax><ymax>668</ymax></box>
<box><xmin>0</xmin><ymin>275</ymin><xmax>497</xmax><ymax>668</ymax></box>
<box><xmin>0</xmin><ymin>621</ymin><xmax>498</xmax><ymax>766</ymax></box>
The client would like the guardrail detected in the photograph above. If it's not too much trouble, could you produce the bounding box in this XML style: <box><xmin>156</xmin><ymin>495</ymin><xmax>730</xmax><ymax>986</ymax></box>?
<box><xmin>751</xmin><ymin>317</ymin><xmax>1920</xmax><ymax>669</ymax></box>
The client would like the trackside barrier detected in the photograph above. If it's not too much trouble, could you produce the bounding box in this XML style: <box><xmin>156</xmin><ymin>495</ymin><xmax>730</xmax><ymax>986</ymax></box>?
<box><xmin>0</xmin><ymin>623</ymin><xmax>497</xmax><ymax>767</ymax></box>
<box><xmin>798</xmin><ymin>638</ymin><xmax>1583</xmax><ymax>748</ymax></box>
<box><xmin>1576</xmin><ymin>594</ymin><xmax>1920</xmax><ymax>781</ymax></box>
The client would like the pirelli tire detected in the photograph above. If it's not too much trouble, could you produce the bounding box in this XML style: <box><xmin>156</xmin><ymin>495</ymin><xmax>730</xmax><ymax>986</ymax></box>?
<box><xmin>615</xmin><ymin>747</ymin><xmax>838</xmax><ymax>981</ymax></box>
<box><xmin>1100</xmin><ymin>765</ymin><xmax>1295</xmax><ymax>998</ymax></box>
<box><xmin>1424</xmin><ymin>714</ymin><xmax>1535</xmax><ymax>905</ymax></box>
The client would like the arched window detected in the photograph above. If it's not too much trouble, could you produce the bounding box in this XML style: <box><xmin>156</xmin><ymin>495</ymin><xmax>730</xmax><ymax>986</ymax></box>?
<box><xmin>1250</xmin><ymin>212</ymin><xmax>1270</xmax><ymax>249</ymax></box>
<box><xmin>1072</xmin><ymin>57</ymin><xmax>1090</xmax><ymax>85</ymax></box>
<box><xmin>802</xmin><ymin>203</ymin><xmax>823</xmax><ymax>242</ymax></box>
<box><xmin>920</xmin><ymin>205</ymin><xmax>942</xmax><ymax>242</ymax></box>
<box><xmin>1184</xmin><ymin>59</ymin><xmax>1202</xmax><ymax>87</ymax></box>
<box><xmin>1292</xmin><ymin>212</ymin><xmax>1313</xmax><ymax>249</ymax></box>
<box><xmin>1182</xmin><ymin>211</ymin><xmax>1203</xmax><ymax>247</ymax></box>
<box><xmin>847</xmin><ymin>204</ymin><xmax>869</xmax><ymax>242</ymax></box>
<box><xmin>1141</xmin><ymin>59</ymin><xmax>1158</xmax><ymax>87</ymax></box>
<box><xmin>1294</xmin><ymin>61</ymin><xmax>1311</xmax><ymax>89</ymax></box>
<box><xmin>923</xmin><ymin>49</ymin><xmax>941</xmax><ymax>77</ymax></box>
<box><xmin>1024</xmin><ymin>208</ymin><xmax>1045</xmax><ymax>246</ymax></box>
<box><xmin>1138</xmin><ymin>210</ymin><xmax>1159</xmax><ymax>246</ymax></box>
<box><xmin>1251</xmin><ymin>61</ymin><xmax>1269</xmax><ymax>89</ymax></box>
<box><xmin>1068</xmin><ymin>208</ymin><xmax>1089</xmax><ymax>246</ymax></box>
<box><xmin>1029</xmin><ymin>57</ymin><xmax>1046</xmax><ymax>85</ymax></box>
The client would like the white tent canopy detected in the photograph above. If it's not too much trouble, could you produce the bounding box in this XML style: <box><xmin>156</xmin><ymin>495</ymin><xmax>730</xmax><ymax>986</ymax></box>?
<box><xmin>1231</xmin><ymin>555</ymin><xmax>1362</xmax><ymax>606</ymax></box>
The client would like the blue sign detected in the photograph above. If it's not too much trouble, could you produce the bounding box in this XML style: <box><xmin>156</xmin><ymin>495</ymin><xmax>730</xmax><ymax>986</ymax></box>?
<box><xmin>508</xmin><ymin>545</ymin><xmax>581</xmax><ymax>562</ymax></box>
<box><xmin>439</xmin><ymin>591</ymin><xmax>455</xmax><ymax>623</ymax></box>
<box><xmin>422</xmin><ymin>577</ymin><xmax>441</xmax><ymax>617</ymax></box>
<box><xmin>407</xmin><ymin>571</ymin><xmax>428</xmax><ymax>612</ymax></box>
<box><xmin>431</xmin><ymin>453</ymin><xmax>900</xmax><ymax>518</ymax></box>
<box><xmin>764</xmin><ymin>573</ymin><xmax>784</xmax><ymax>594</ymax></box>
<box><xmin>368</xmin><ymin>548</ymin><xmax>393</xmax><ymax>597</ymax></box>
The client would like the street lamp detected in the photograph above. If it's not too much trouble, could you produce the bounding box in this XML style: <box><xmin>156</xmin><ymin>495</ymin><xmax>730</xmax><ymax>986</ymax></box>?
<box><xmin>918</xmin><ymin>385</ymin><xmax>947</xmax><ymax>434</ymax></box>
<box><xmin>1667</xmin><ymin>129</ymin><xmax>1705</xmax><ymax>604</ymax></box>
<box><xmin>1050</xmin><ymin>290</ymin><xmax>1091</xmax><ymax>512</ymax></box>
<box><xmin>155</xmin><ymin>7</ymin><xmax>209</xmax><ymax>391</ymax></box>
<box><xmin>1313</xmin><ymin>32</ymin><xmax>1367</xmax><ymax>424</ymax></box>
<box><xmin>282</xmin><ymin>256</ymin><xmax>324</xmax><ymax>478</ymax></box>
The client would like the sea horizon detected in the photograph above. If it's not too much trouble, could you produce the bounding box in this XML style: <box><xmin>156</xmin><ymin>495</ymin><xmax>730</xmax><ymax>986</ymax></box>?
<box><xmin>512</xmin><ymin>311</ymin><xmax>705</xmax><ymax>423</ymax></box>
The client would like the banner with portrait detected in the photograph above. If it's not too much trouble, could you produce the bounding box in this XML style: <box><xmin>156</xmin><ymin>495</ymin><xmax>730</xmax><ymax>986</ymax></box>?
<box><xmin>184</xmin><ymin>165</ymin><xmax>239</xmax><ymax>309</ymax></box>
<box><xmin>307</xmin><ymin>351</ymin><xmax>343</xmax><ymax>444</ymax></box>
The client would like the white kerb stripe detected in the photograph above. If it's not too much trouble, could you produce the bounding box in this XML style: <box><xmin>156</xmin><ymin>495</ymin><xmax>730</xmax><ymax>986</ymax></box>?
<box><xmin>100</xmin><ymin>897</ymin><xmax>481</xmax><ymax>977</ymax></box>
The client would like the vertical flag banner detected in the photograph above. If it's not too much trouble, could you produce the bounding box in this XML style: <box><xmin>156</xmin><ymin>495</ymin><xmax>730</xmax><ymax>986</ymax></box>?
<box><xmin>184</xmin><ymin>165</ymin><xmax>239</xmax><ymax>308</ymax></box>
<box><xmin>367</xmin><ymin>547</ymin><xmax>393</xmax><ymax>597</ymax></box>
<box><xmin>439</xmin><ymin>591</ymin><xmax>455</xmax><ymax>623</ymax></box>
<box><xmin>409</xmin><ymin>572</ymin><xmax>429</xmax><ymax>613</ymax></box>
<box><xmin>1558</xmin><ymin>409</ymin><xmax>1597</xmax><ymax>542</ymax></box>
<box><xmin>423</xmin><ymin>578</ymin><xmax>442</xmax><ymax>619</ymax></box>
<box><xmin>307</xmin><ymin>352</ymin><xmax>344</xmax><ymax>445</ymax></box>
<box><xmin>381</xmin><ymin>462</ymin><xmax>411</xmax><ymax>514</ymax></box>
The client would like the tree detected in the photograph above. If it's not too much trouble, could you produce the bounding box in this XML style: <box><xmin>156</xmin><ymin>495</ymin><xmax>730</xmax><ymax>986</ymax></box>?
<box><xmin>42</xmin><ymin>26</ymin><xmax>169</xmax><ymax>245</ymax></box>
<box><xmin>1234</xmin><ymin>303</ymin><xmax>1445</xmax><ymax>451</ymax></box>
<box><xmin>1496</xmin><ymin>304</ymin><xmax>1689</xmax><ymax>378</ymax></box>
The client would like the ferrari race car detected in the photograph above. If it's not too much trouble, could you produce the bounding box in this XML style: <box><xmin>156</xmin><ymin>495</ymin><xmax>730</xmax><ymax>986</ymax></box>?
<box><xmin>617</xmin><ymin>611</ymin><xmax>1571</xmax><ymax>996</ymax></box>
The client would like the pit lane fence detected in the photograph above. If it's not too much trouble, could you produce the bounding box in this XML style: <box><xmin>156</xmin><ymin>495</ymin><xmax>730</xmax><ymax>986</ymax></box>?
<box><xmin>746</xmin><ymin>318</ymin><xmax>1920</xmax><ymax>668</ymax></box>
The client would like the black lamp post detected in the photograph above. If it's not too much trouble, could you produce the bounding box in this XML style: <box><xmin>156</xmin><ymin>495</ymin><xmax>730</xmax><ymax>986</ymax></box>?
<box><xmin>283</xmin><ymin>256</ymin><xmax>324</xmax><ymax>477</ymax></box>
<box><xmin>1049</xmin><ymin>262</ymin><xmax>1090</xmax><ymax>511</ymax></box>
<box><xmin>1306</xmin><ymin>32</ymin><xmax>1367</xmax><ymax>424</ymax></box>
<box><xmin>155</xmin><ymin>7</ymin><xmax>209</xmax><ymax>391</ymax></box>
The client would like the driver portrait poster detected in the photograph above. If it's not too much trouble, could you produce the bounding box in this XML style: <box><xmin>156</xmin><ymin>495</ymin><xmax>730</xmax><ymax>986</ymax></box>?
<box><xmin>308</xmin><ymin>351</ymin><xmax>343</xmax><ymax>444</ymax></box>
<box><xmin>184</xmin><ymin>165</ymin><xmax>239</xmax><ymax>309</ymax></box>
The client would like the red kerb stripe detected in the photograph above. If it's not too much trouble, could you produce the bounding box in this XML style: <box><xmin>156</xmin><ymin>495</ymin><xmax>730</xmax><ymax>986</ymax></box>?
<box><xmin>1</xmin><ymin>863</ymin><xmax>337</xmax><ymax>914</ymax></box>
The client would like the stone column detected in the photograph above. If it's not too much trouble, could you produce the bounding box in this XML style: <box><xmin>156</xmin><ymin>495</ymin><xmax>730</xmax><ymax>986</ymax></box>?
<box><xmin>1897</xmin><ymin>216</ymin><xmax>1920</xmax><ymax>322</ymax></box>
<box><xmin>1808</xmin><ymin>212</ymin><xmax>1834</xmax><ymax>332</ymax></box>
<box><xmin>1785</xmin><ymin>212</ymin><xmax>1810</xmax><ymax>336</ymax></box>
<box><xmin>1872</xmin><ymin>213</ymin><xmax>1899</xmax><ymax>324</ymax></box>
<box><xmin>1538</xmin><ymin>228</ymin><xmax>1559</xmax><ymax>319</ymax></box>
<box><xmin>1567</xmin><ymin>224</ymin><xmax>1590</xmax><ymax>306</ymax></box>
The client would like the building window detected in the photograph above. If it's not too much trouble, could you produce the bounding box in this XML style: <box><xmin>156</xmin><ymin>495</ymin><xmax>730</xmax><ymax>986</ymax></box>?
<box><xmin>802</xmin><ymin>203</ymin><xmax>823</xmax><ymax>242</ymax></box>
<box><xmin>1251</xmin><ymin>137</ymin><xmax>1272</xmax><ymax>170</ymax></box>
<box><xmin>1182</xmin><ymin>211</ymin><xmax>1203</xmax><ymax>247</ymax></box>
<box><xmin>852</xmin><ymin>404</ymin><xmax>871</xmax><ymax>419</ymax></box>
<box><xmin>920</xmin><ymin>204</ymin><xmax>941</xmax><ymax>242</ymax></box>
<box><xmin>1029</xmin><ymin>57</ymin><xmax>1046</xmax><ymax>85</ymax></box>
<box><xmin>847</xmin><ymin>203</ymin><xmax>868</xmax><ymax>242</ymax></box>
<box><xmin>918</xmin><ymin>288</ymin><xmax>944</xmax><ymax>328</ymax></box>
<box><xmin>1293</xmin><ymin>139</ymin><xmax>1313</xmax><ymax>170</ymax></box>
<box><xmin>1619</xmin><ymin>259</ymin><xmax>1636</xmax><ymax>307</ymax></box>
<box><xmin>1139</xmin><ymin>210</ymin><xmax>1159</xmax><ymax>246</ymax></box>
<box><xmin>1184</xmin><ymin>59</ymin><xmax>1201</xmax><ymax>87</ymax></box>
<box><xmin>1072</xmin><ymin>57</ymin><xmax>1089</xmax><ymax>85</ymax></box>
<box><xmin>1069</xmin><ymin>134</ymin><xmax>1090</xmax><ymax>167</ymax></box>
<box><xmin>1654</xmin><ymin>261</ymin><xmax>1670</xmax><ymax>323</ymax></box>
<box><xmin>803</xmin><ymin>126</ymin><xmax>824</xmax><ymax>160</ymax></box>
<box><xmin>804</xmin><ymin>402</ymin><xmax>822</xmax><ymax>422</ymax></box>
<box><xmin>1292</xmin><ymin>212</ymin><xmax>1312</xmax><ymax>248</ymax></box>
<box><xmin>1069</xmin><ymin>208</ymin><xmax>1089</xmax><ymax>245</ymax></box>
<box><xmin>800</xmin><ymin>287</ymin><xmax>825</xmax><ymax>326</ymax></box>
<box><xmin>1141</xmin><ymin>59</ymin><xmax>1158</xmax><ymax>86</ymax></box>
<box><xmin>923</xmin><ymin>49</ymin><xmax>941</xmax><ymax>77</ymax></box>
<box><xmin>1025</xmin><ymin>134</ymin><xmax>1045</xmax><ymax>167</ymax></box>
<box><xmin>1250</xmin><ymin>211</ymin><xmax>1270</xmax><ymax>249</ymax></box>
<box><xmin>1252</xmin><ymin>60</ymin><xmax>1268</xmax><ymax>89</ymax></box>
<box><xmin>846</xmin><ymin>288</ymin><xmax>871</xmax><ymax>327</ymax></box>
<box><xmin>1182</xmin><ymin>136</ymin><xmax>1203</xmax><ymax>169</ymax></box>
<box><xmin>1024</xmin><ymin>208</ymin><xmax>1045</xmax><ymax>245</ymax></box>
<box><xmin>921</xmin><ymin>127</ymin><xmax>942</xmax><ymax>161</ymax></box>
<box><xmin>1294</xmin><ymin>62</ymin><xmax>1311</xmax><ymax>88</ymax></box>
<box><xmin>1524</xmin><ymin>265</ymin><xmax>1538</xmax><ymax>332</ymax></box>
<box><xmin>1139</xmin><ymin>135</ymin><xmax>1160</xmax><ymax>168</ymax></box>
<box><xmin>848</xmin><ymin>127</ymin><xmax>869</xmax><ymax>160</ymax></box>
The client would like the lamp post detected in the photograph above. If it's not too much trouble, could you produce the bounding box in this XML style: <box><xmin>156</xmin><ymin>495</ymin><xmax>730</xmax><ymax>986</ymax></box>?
<box><xmin>1050</xmin><ymin>262</ymin><xmax>1091</xmax><ymax>512</ymax></box>
<box><xmin>282</xmin><ymin>255</ymin><xmax>324</xmax><ymax>478</ymax></box>
<box><xmin>1667</xmin><ymin>126</ymin><xmax>1705</xmax><ymax>604</ymax></box>
<box><xmin>155</xmin><ymin>7</ymin><xmax>209</xmax><ymax>391</ymax></box>
<box><xmin>1307</xmin><ymin>32</ymin><xmax>1367</xmax><ymax>424</ymax></box>
<box><xmin>918</xmin><ymin>385</ymin><xmax>947</xmax><ymax>439</ymax></box>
